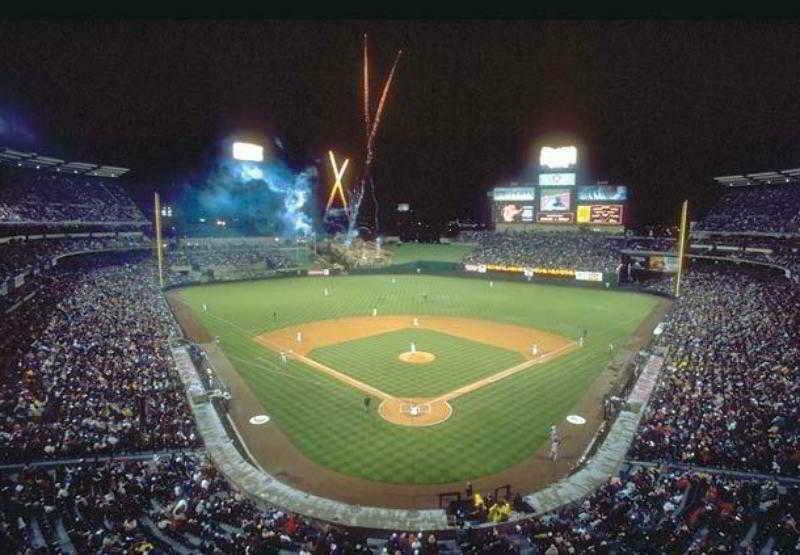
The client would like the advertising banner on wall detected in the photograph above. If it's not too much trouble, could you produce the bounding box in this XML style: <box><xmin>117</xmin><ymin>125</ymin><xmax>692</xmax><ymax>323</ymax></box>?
<box><xmin>464</xmin><ymin>264</ymin><xmax>488</xmax><ymax>273</ymax></box>
<box><xmin>575</xmin><ymin>270</ymin><xmax>604</xmax><ymax>282</ymax></box>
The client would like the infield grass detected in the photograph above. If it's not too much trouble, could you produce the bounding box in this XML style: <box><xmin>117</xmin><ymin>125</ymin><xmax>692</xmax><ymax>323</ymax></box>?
<box><xmin>311</xmin><ymin>328</ymin><xmax>524</xmax><ymax>397</ymax></box>
<box><xmin>176</xmin><ymin>273</ymin><xmax>660</xmax><ymax>484</ymax></box>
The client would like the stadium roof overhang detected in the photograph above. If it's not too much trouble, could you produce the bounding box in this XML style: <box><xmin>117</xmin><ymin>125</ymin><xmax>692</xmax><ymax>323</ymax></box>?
<box><xmin>0</xmin><ymin>147</ymin><xmax>130</xmax><ymax>177</ymax></box>
<box><xmin>713</xmin><ymin>168</ymin><xmax>800</xmax><ymax>187</ymax></box>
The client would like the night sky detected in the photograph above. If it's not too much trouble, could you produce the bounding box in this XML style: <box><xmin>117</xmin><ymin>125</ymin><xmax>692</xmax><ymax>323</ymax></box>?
<box><xmin>1</xmin><ymin>19</ymin><xmax>800</xmax><ymax>227</ymax></box>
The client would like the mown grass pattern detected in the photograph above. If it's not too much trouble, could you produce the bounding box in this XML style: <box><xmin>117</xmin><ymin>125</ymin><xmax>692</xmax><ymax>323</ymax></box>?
<box><xmin>310</xmin><ymin>328</ymin><xmax>524</xmax><ymax>397</ymax></box>
<box><xmin>178</xmin><ymin>273</ymin><xmax>659</xmax><ymax>484</ymax></box>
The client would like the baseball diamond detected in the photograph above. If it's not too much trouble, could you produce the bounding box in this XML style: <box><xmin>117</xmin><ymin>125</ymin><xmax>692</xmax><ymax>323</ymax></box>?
<box><xmin>171</xmin><ymin>273</ymin><xmax>663</xmax><ymax>496</ymax></box>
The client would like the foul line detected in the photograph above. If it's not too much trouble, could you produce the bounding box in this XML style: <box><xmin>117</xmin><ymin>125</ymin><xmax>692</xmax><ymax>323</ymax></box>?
<box><xmin>286</xmin><ymin>350</ymin><xmax>393</xmax><ymax>401</ymax></box>
<box><xmin>432</xmin><ymin>341</ymin><xmax>577</xmax><ymax>403</ymax></box>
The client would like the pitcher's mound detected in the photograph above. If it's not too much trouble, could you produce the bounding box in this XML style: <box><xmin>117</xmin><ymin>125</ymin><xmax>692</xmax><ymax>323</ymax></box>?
<box><xmin>398</xmin><ymin>351</ymin><xmax>436</xmax><ymax>364</ymax></box>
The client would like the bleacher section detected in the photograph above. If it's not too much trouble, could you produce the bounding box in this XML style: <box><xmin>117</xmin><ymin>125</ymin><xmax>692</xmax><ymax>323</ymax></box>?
<box><xmin>0</xmin><ymin>167</ymin><xmax>145</xmax><ymax>224</ymax></box>
<box><xmin>1</xmin><ymin>165</ymin><xmax>800</xmax><ymax>552</ymax></box>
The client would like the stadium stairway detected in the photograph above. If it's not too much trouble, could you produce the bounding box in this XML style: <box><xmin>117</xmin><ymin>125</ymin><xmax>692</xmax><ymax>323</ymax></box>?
<box><xmin>140</xmin><ymin>516</ymin><xmax>198</xmax><ymax>555</ymax></box>
<box><xmin>759</xmin><ymin>537</ymin><xmax>776</xmax><ymax>554</ymax></box>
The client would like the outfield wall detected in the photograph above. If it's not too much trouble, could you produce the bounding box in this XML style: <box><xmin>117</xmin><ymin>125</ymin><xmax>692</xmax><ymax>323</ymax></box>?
<box><xmin>164</xmin><ymin>261</ymin><xmax>623</xmax><ymax>293</ymax></box>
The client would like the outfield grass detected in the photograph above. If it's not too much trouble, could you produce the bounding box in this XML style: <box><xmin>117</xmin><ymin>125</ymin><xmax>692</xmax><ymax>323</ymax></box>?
<box><xmin>311</xmin><ymin>328</ymin><xmax>524</xmax><ymax>397</ymax></box>
<box><xmin>385</xmin><ymin>242</ymin><xmax>471</xmax><ymax>264</ymax></box>
<box><xmin>177</xmin><ymin>273</ymin><xmax>660</xmax><ymax>484</ymax></box>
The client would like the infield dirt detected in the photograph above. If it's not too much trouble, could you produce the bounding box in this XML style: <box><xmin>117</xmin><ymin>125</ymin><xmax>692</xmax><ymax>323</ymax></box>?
<box><xmin>254</xmin><ymin>315</ymin><xmax>570</xmax><ymax>359</ymax></box>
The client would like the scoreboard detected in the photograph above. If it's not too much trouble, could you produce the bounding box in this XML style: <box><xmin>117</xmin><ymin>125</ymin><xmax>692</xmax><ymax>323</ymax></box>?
<box><xmin>490</xmin><ymin>145</ymin><xmax>629</xmax><ymax>229</ymax></box>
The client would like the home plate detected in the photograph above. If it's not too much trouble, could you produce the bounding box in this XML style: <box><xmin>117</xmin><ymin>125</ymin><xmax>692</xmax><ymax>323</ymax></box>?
<box><xmin>249</xmin><ymin>415</ymin><xmax>271</xmax><ymax>425</ymax></box>
<box><xmin>566</xmin><ymin>415</ymin><xmax>586</xmax><ymax>425</ymax></box>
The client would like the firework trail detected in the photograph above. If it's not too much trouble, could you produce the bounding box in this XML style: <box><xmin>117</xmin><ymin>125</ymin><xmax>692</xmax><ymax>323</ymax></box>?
<box><xmin>347</xmin><ymin>34</ymin><xmax>403</xmax><ymax>239</ymax></box>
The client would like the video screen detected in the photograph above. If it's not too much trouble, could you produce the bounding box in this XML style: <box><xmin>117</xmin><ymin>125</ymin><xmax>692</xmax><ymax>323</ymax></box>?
<box><xmin>494</xmin><ymin>202</ymin><xmax>535</xmax><ymax>223</ymax></box>
<box><xmin>577</xmin><ymin>186</ymin><xmax>628</xmax><ymax>201</ymax></box>
<box><xmin>539</xmin><ymin>188</ymin><xmax>572</xmax><ymax>212</ymax></box>
<box><xmin>576</xmin><ymin>204</ymin><xmax>624</xmax><ymax>225</ymax></box>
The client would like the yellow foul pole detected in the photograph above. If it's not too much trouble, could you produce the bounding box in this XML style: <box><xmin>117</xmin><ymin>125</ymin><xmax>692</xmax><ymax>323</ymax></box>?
<box><xmin>154</xmin><ymin>192</ymin><xmax>164</xmax><ymax>288</ymax></box>
<box><xmin>674</xmin><ymin>200</ymin><xmax>689</xmax><ymax>297</ymax></box>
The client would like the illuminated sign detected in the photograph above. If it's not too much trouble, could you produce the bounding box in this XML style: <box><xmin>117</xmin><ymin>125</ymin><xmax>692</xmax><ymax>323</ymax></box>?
<box><xmin>232</xmin><ymin>142</ymin><xmax>264</xmax><ymax>162</ymax></box>
<box><xmin>539</xmin><ymin>173</ymin><xmax>576</xmax><ymax>186</ymax></box>
<box><xmin>577</xmin><ymin>186</ymin><xmax>627</xmax><ymax>201</ymax></box>
<box><xmin>533</xmin><ymin>268</ymin><xmax>575</xmax><ymax>277</ymax></box>
<box><xmin>537</xmin><ymin>212</ymin><xmax>574</xmax><ymax>224</ymax></box>
<box><xmin>649</xmin><ymin>256</ymin><xmax>679</xmax><ymax>273</ymax></box>
<box><xmin>577</xmin><ymin>204</ymin><xmax>623</xmax><ymax>225</ymax></box>
<box><xmin>397</xmin><ymin>203</ymin><xmax>410</xmax><ymax>212</ymax></box>
<box><xmin>575</xmin><ymin>271</ymin><xmax>604</xmax><ymax>282</ymax></box>
<box><xmin>485</xmin><ymin>264</ymin><xmax>526</xmax><ymax>273</ymax></box>
<box><xmin>464</xmin><ymin>264</ymin><xmax>487</xmax><ymax>273</ymax></box>
<box><xmin>539</xmin><ymin>146</ymin><xmax>577</xmax><ymax>169</ymax></box>
<box><xmin>466</xmin><ymin>263</ymin><xmax>595</xmax><ymax>281</ymax></box>
<box><xmin>492</xmin><ymin>187</ymin><xmax>536</xmax><ymax>201</ymax></box>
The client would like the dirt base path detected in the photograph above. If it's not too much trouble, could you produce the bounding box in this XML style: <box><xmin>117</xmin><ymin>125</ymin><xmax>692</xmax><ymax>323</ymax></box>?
<box><xmin>254</xmin><ymin>315</ymin><xmax>570</xmax><ymax>359</ymax></box>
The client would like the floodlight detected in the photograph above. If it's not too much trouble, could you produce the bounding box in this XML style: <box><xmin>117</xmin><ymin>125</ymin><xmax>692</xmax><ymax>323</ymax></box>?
<box><xmin>539</xmin><ymin>146</ymin><xmax>577</xmax><ymax>169</ymax></box>
<box><xmin>232</xmin><ymin>142</ymin><xmax>264</xmax><ymax>162</ymax></box>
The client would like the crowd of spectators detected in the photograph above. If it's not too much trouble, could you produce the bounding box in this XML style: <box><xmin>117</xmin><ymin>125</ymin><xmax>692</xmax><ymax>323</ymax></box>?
<box><xmin>0</xmin><ymin>453</ymin><xmax>377</xmax><ymax>554</ymax></box>
<box><xmin>463</xmin><ymin>231</ymin><xmax>622</xmax><ymax>273</ymax></box>
<box><xmin>0</xmin><ymin>235</ymin><xmax>150</xmax><ymax>283</ymax></box>
<box><xmin>696</xmin><ymin>183</ymin><xmax>800</xmax><ymax>233</ymax></box>
<box><xmin>463</xmin><ymin>466</ymin><xmax>799</xmax><ymax>553</ymax></box>
<box><xmin>631</xmin><ymin>263</ymin><xmax>800</xmax><ymax>475</ymax></box>
<box><xmin>167</xmin><ymin>243</ymin><xmax>289</xmax><ymax>270</ymax></box>
<box><xmin>0</xmin><ymin>169</ymin><xmax>145</xmax><ymax>223</ymax></box>
<box><xmin>621</xmin><ymin>237</ymin><xmax>677</xmax><ymax>252</ymax></box>
<box><xmin>0</xmin><ymin>253</ymin><xmax>199</xmax><ymax>463</ymax></box>
<box><xmin>3</xmin><ymin>454</ymin><xmax>799</xmax><ymax>553</ymax></box>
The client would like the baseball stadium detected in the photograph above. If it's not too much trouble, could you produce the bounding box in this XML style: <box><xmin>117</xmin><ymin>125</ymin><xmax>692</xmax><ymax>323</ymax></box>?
<box><xmin>2</xmin><ymin>19</ymin><xmax>800</xmax><ymax>555</ymax></box>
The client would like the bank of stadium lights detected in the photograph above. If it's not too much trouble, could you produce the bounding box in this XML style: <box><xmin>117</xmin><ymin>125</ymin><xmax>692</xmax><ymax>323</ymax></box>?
<box><xmin>160</xmin><ymin>205</ymin><xmax>173</xmax><ymax>218</ymax></box>
<box><xmin>232</xmin><ymin>142</ymin><xmax>264</xmax><ymax>162</ymax></box>
<box><xmin>215</xmin><ymin>219</ymin><xmax>227</xmax><ymax>227</ymax></box>
<box><xmin>540</xmin><ymin>146</ymin><xmax>577</xmax><ymax>169</ymax></box>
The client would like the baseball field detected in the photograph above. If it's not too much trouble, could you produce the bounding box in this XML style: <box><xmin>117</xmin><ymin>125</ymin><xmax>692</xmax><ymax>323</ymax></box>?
<box><xmin>172</xmin><ymin>271</ymin><xmax>662</xmax><ymax>489</ymax></box>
